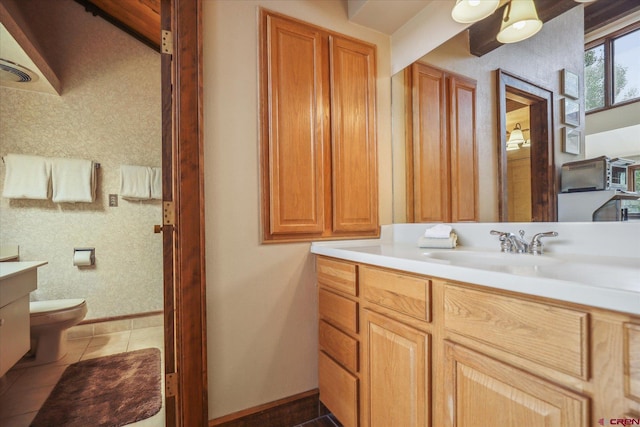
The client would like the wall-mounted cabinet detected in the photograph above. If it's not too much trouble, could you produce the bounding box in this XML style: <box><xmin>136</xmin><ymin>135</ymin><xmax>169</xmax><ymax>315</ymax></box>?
<box><xmin>405</xmin><ymin>62</ymin><xmax>478</xmax><ymax>223</ymax></box>
<box><xmin>259</xmin><ymin>10</ymin><xmax>378</xmax><ymax>242</ymax></box>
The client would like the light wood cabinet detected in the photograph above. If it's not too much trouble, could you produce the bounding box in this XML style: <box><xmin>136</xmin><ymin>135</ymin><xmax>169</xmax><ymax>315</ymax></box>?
<box><xmin>316</xmin><ymin>256</ymin><xmax>640</xmax><ymax>426</ymax></box>
<box><xmin>361</xmin><ymin>309</ymin><xmax>430</xmax><ymax>427</ymax></box>
<box><xmin>260</xmin><ymin>10</ymin><xmax>378</xmax><ymax>242</ymax></box>
<box><xmin>406</xmin><ymin>62</ymin><xmax>478</xmax><ymax>223</ymax></box>
<box><xmin>444</xmin><ymin>341</ymin><xmax>589</xmax><ymax>427</ymax></box>
<box><xmin>625</xmin><ymin>323</ymin><xmax>640</xmax><ymax>401</ymax></box>
<box><xmin>317</xmin><ymin>257</ymin><xmax>360</xmax><ymax>427</ymax></box>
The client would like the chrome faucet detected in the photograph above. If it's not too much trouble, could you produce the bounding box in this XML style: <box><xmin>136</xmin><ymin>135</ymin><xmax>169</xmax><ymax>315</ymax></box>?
<box><xmin>490</xmin><ymin>230</ymin><xmax>558</xmax><ymax>255</ymax></box>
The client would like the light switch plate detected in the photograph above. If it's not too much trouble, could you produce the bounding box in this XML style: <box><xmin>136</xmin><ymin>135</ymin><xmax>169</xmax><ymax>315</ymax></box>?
<box><xmin>109</xmin><ymin>194</ymin><xmax>118</xmax><ymax>207</ymax></box>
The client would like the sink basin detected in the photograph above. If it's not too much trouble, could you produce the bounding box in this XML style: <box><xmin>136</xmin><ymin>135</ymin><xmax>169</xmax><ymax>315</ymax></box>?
<box><xmin>423</xmin><ymin>250</ymin><xmax>560</xmax><ymax>267</ymax></box>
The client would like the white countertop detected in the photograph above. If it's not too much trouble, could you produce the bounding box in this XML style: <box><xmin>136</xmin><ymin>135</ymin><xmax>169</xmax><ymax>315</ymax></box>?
<box><xmin>0</xmin><ymin>261</ymin><xmax>48</xmax><ymax>280</ymax></box>
<box><xmin>311</xmin><ymin>223</ymin><xmax>640</xmax><ymax>316</ymax></box>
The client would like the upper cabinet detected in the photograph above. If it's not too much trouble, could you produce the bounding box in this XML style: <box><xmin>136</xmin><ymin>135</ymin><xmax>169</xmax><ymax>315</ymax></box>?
<box><xmin>405</xmin><ymin>62</ymin><xmax>478</xmax><ymax>223</ymax></box>
<box><xmin>259</xmin><ymin>10</ymin><xmax>378</xmax><ymax>242</ymax></box>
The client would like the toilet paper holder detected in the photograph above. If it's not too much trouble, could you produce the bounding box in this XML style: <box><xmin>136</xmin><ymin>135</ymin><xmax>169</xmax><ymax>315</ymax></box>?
<box><xmin>73</xmin><ymin>248</ymin><xmax>95</xmax><ymax>267</ymax></box>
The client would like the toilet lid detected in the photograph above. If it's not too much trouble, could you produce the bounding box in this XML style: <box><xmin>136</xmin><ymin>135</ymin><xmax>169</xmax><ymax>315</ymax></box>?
<box><xmin>30</xmin><ymin>298</ymin><xmax>86</xmax><ymax>315</ymax></box>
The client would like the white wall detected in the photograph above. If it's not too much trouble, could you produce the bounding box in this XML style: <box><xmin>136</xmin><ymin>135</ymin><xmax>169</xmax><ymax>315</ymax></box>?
<box><xmin>203</xmin><ymin>0</ymin><xmax>391</xmax><ymax>418</ymax></box>
<box><xmin>0</xmin><ymin>0</ymin><xmax>162</xmax><ymax>319</ymax></box>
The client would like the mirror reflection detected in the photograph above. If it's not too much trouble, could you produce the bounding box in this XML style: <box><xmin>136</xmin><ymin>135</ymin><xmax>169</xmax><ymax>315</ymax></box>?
<box><xmin>392</xmin><ymin>5</ymin><xmax>640</xmax><ymax>223</ymax></box>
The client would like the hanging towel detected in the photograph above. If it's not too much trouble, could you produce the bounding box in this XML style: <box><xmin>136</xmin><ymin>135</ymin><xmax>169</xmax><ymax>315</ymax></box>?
<box><xmin>150</xmin><ymin>167</ymin><xmax>162</xmax><ymax>200</ymax></box>
<box><xmin>423</xmin><ymin>224</ymin><xmax>453</xmax><ymax>239</ymax></box>
<box><xmin>2</xmin><ymin>154</ymin><xmax>51</xmax><ymax>200</ymax></box>
<box><xmin>120</xmin><ymin>165</ymin><xmax>151</xmax><ymax>200</ymax></box>
<box><xmin>51</xmin><ymin>157</ymin><xmax>96</xmax><ymax>203</ymax></box>
<box><xmin>418</xmin><ymin>233</ymin><xmax>458</xmax><ymax>249</ymax></box>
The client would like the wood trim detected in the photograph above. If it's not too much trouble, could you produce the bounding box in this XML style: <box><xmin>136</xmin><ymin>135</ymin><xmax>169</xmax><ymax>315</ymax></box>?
<box><xmin>496</xmin><ymin>69</ymin><xmax>556</xmax><ymax>222</ymax></box>
<box><xmin>161</xmin><ymin>0</ymin><xmax>177</xmax><ymax>425</ymax></box>
<box><xmin>168</xmin><ymin>0</ymin><xmax>208</xmax><ymax>425</ymax></box>
<box><xmin>209</xmin><ymin>389</ymin><xmax>323</xmax><ymax>427</ymax></box>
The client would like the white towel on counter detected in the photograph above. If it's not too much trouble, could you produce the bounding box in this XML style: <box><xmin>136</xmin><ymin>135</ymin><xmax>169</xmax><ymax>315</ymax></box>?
<box><xmin>418</xmin><ymin>233</ymin><xmax>458</xmax><ymax>249</ymax></box>
<box><xmin>150</xmin><ymin>167</ymin><xmax>162</xmax><ymax>200</ymax></box>
<box><xmin>120</xmin><ymin>165</ymin><xmax>151</xmax><ymax>200</ymax></box>
<box><xmin>2</xmin><ymin>154</ymin><xmax>51</xmax><ymax>200</ymax></box>
<box><xmin>51</xmin><ymin>157</ymin><xmax>96</xmax><ymax>203</ymax></box>
<box><xmin>423</xmin><ymin>224</ymin><xmax>453</xmax><ymax>239</ymax></box>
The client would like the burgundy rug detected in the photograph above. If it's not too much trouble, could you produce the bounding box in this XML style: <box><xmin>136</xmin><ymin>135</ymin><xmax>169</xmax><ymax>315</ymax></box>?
<box><xmin>31</xmin><ymin>348</ymin><xmax>162</xmax><ymax>427</ymax></box>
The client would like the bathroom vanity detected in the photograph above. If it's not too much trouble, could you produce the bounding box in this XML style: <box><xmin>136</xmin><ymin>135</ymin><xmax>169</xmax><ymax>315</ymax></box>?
<box><xmin>312</xmin><ymin>223</ymin><xmax>640</xmax><ymax>427</ymax></box>
<box><xmin>0</xmin><ymin>261</ymin><xmax>46</xmax><ymax>376</ymax></box>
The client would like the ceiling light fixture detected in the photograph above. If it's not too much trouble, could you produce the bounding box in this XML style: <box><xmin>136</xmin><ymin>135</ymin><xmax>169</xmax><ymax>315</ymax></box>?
<box><xmin>497</xmin><ymin>0</ymin><xmax>543</xmax><ymax>43</ymax></box>
<box><xmin>506</xmin><ymin>123</ymin><xmax>525</xmax><ymax>150</ymax></box>
<box><xmin>451</xmin><ymin>0</ymin><xmax>500</xmax><ymax>24</ymax></box>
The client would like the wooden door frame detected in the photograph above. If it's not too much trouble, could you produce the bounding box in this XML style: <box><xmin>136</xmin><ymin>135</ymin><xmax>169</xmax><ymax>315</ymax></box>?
<box><xmin>162</xmin><ymin>0</ymin><xmax>208</xmax><ymax>425</ymax></box>
<box><xmin>496</xmin><ymin>69</ymin><xmax>556</xmax><ymax>222</ymax></box>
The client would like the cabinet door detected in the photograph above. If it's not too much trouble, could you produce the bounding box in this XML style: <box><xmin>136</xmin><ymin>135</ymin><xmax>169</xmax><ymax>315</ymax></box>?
<box><xmin>362</xmin><ymin>309</ymin><xmax>430</xmax><ymax>427</ymax></box>
<box><xmin>448</xmin><ymin>75</ymin><xmax>477</xmax><ymax>222</ymax></box>
<box><xmin>330</xmin><ymin>35</ymin><xmax>378</xmax><ymax>233</ymax></box>
<box><xmin>411</xmin><ymin>62</ymin><xmax>449</xmax><ymax>222</ymax></box>
<box><xmin>444</xmin><ymin>341</ymin><xmax>589</xmax><ymax>427</ymax></box>
<box><xmin>262</xmin><ymin>14</ymin><xmax>327</xmax><ymax>236</ymax></box>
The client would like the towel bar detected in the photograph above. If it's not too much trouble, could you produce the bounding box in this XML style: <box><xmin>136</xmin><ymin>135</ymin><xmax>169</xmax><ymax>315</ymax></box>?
<box><xmin>1</xmin><ymin>156</ymin><xmax>100</xmax><ymax>168</ymax></box>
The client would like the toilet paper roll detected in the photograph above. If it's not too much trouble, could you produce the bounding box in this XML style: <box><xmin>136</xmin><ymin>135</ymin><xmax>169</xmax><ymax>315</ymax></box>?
<box><xmin>73</xmin><ymin>250</ymin><xmax>93</xmax><ymax>267</ymax></box>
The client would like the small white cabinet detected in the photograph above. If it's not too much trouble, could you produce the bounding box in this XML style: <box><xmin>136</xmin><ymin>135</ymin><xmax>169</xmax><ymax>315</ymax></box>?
<box><xmin>0</xmin><ymin>261</ymin><xmax>46</xmax><ymax>376</ymax></box>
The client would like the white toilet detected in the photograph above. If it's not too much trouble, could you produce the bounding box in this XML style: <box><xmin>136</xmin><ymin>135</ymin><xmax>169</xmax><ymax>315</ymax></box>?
<box><xmin>29</xmin><ymin>299</ymin><xmax>87</xmax><ymax>365</ymax></box>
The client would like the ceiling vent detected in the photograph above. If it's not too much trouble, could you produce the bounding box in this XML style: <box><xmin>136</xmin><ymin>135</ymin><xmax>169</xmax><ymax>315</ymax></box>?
<box><xmin>0</xmin><ymin>58</ymin><xmax>39</xmax><ymax>83</ymax></box>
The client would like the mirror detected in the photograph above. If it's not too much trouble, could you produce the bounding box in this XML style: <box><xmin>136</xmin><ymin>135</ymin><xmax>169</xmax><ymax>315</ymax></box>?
<box><xmin>392</xmin><ymin>6</ymin><xmax>587</xmax><ymax>223</ymax></box>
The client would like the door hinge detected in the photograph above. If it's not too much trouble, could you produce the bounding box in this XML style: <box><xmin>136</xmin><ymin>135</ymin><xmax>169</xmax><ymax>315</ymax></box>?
<box><xmin>165</xmin><ymin>372</ymin><xmax>178</xmax><ymax>397</ymax></box>
<box><xmin>161</xmin><ymin>30</ymin><xmax>173</xmax><ymax>55</ymax></box>
<box><xmin>163</xmin><ymin>201</ymin><xmax>175</xmax><ymax>226</ymax></box>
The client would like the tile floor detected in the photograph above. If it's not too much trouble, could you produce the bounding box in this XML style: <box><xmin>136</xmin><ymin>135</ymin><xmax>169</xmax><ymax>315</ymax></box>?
<box><xmin>0</xmin><ymin>325</ymin><xmax>165</xmax><ymax>427</ymax></box>
<box><xmin>296</xmin><ymin>414</ymin><xmax>342</xmax><ymax>427</ymax></box>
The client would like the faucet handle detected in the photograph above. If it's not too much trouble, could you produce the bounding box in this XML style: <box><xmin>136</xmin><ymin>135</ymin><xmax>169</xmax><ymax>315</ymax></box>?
<box><xmin>490</xmin><ymin>230</ymin><xmax>512</xmax><ymax>252</ymax></box>
<box><xmin>529</xmin><ymin>231</ymin><xmax>558</xmax><ymax>255</ymax></box>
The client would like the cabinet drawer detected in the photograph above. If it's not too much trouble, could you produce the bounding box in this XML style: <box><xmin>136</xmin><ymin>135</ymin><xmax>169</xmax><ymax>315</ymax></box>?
<box><xmin>444</xmin><ymin>285</ymin><xmax>589</xmax><ymax>378</ymax></box>
<box><xmin>320</xmin><ymin>320</ymin><xmax>359</xmax><ymax>373</ymax></box>
<box><xmin>319</xmin><ymin>289</ymin><xmax>358</xmax><ymax>334</ymax></box>
<box><xmin>317</xmin><ymin>257</ymin><xmax>357</xmax><ymax>296</ymax></box>
<box><xmin>625</xmin><ymin>322</ymin><xmax>640</xmax><ymax>401</ymax></box>
<box><xmin>319</xmin><ymin>351</ymin><xmax>358</xmax><ymax>427</ymax></box>
<box><xmin>361</xmin><ymin>266</ymin><xmax>430</xmax><ymax>322</ymax></box>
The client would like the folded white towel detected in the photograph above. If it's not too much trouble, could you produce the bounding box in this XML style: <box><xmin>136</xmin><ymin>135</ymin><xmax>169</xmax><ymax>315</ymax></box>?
<box><xmin>2</xmin><ymin>154</ymin><xmax>51</xmax><ymax>200</ymax></box>
<box><xmin>120</xmin><ymin>165</ymin><xmax>151</xmax><ymax>200</ymax></box>
<box><xmin>418</xmin><ymin>233</ymin><xmax>458</xmax><ymax>249</ymax></box>
<box><xmin>424</xmin><ymin>224</ymin><xmax>453</xmax><ymax>239</ymax></box>
<box><xmin>51</xmin><ymin>157</ymin><xmax>96</xmax><ymax>203</ymax></box>
<box><xmin>150</xmin><ymin>167</ymin><xmax>162</xmax><ymax>200</ymax></box>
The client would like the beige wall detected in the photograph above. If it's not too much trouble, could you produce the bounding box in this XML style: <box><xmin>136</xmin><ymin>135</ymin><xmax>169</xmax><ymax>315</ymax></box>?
<box><xmin>203</xmin><ymin>0</ymin><xmax>391</xmax><ymax>418</ymax></box>
<box><xmin>0</xmin><ymin>0</ymin><xmax>162</xmax><ymax>319</ymax></box>
<box><xmin>393</xmin><ymin>6</ymin><xmax>586</xmax><ymax>222</ymax></box>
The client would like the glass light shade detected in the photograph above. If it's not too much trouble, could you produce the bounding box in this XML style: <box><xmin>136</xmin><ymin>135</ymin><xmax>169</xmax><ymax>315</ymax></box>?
<box><xmin>497</xmin><ymin>0</ymin><xmax>543</xmax><ymax>44</ymax></box>
<box><xmin>451</xmin><ymin>0</ymin><xmax>500</xmax><ymax>24</ymax></box>
<box><xmin>506</xmin><ymin>123</ymin><xmax>525</xmax><ymax>150</ymax></box>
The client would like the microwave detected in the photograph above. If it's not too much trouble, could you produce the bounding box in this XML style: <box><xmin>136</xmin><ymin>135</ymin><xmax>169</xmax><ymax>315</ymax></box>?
<box><xmin>560</xmin><ymin>156</ymin><xmax>634</xmax><ymax>193</ymax></box>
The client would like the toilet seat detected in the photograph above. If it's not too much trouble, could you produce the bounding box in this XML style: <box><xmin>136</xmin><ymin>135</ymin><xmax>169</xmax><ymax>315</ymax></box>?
<box><xmin>30</xmin><ymin>299</ymin><xmax>87</xmax><ymax>328</ymax></box>
<box><xmin>30</xmin><ymin>299</ymin><xmax>86</xmax><ymax>316</ymax></box>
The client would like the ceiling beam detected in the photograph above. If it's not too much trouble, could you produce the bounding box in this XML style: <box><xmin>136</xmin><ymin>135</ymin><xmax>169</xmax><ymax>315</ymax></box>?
<box><xmin>468</xmin><ymin>0</ymin><xmax>580</xmax><ymax>57</ymax></box>
<box><xmin>584</xmin><ymin>0</ymin><xmax>640</xmax><ymax>34</ymax></box>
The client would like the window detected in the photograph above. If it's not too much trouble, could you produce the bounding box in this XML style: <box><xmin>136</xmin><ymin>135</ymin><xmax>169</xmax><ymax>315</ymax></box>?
<box><xmin>585</xmin><ymin>23</ymin><xmax>640</xmax><ymax>113</ymax></box>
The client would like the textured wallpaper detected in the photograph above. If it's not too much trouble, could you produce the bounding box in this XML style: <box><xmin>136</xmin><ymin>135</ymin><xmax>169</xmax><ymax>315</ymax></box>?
<box><xmin>0</xmin><ymin>0</ymin><xmax>162</xmax><ymax>320</ymax></box>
